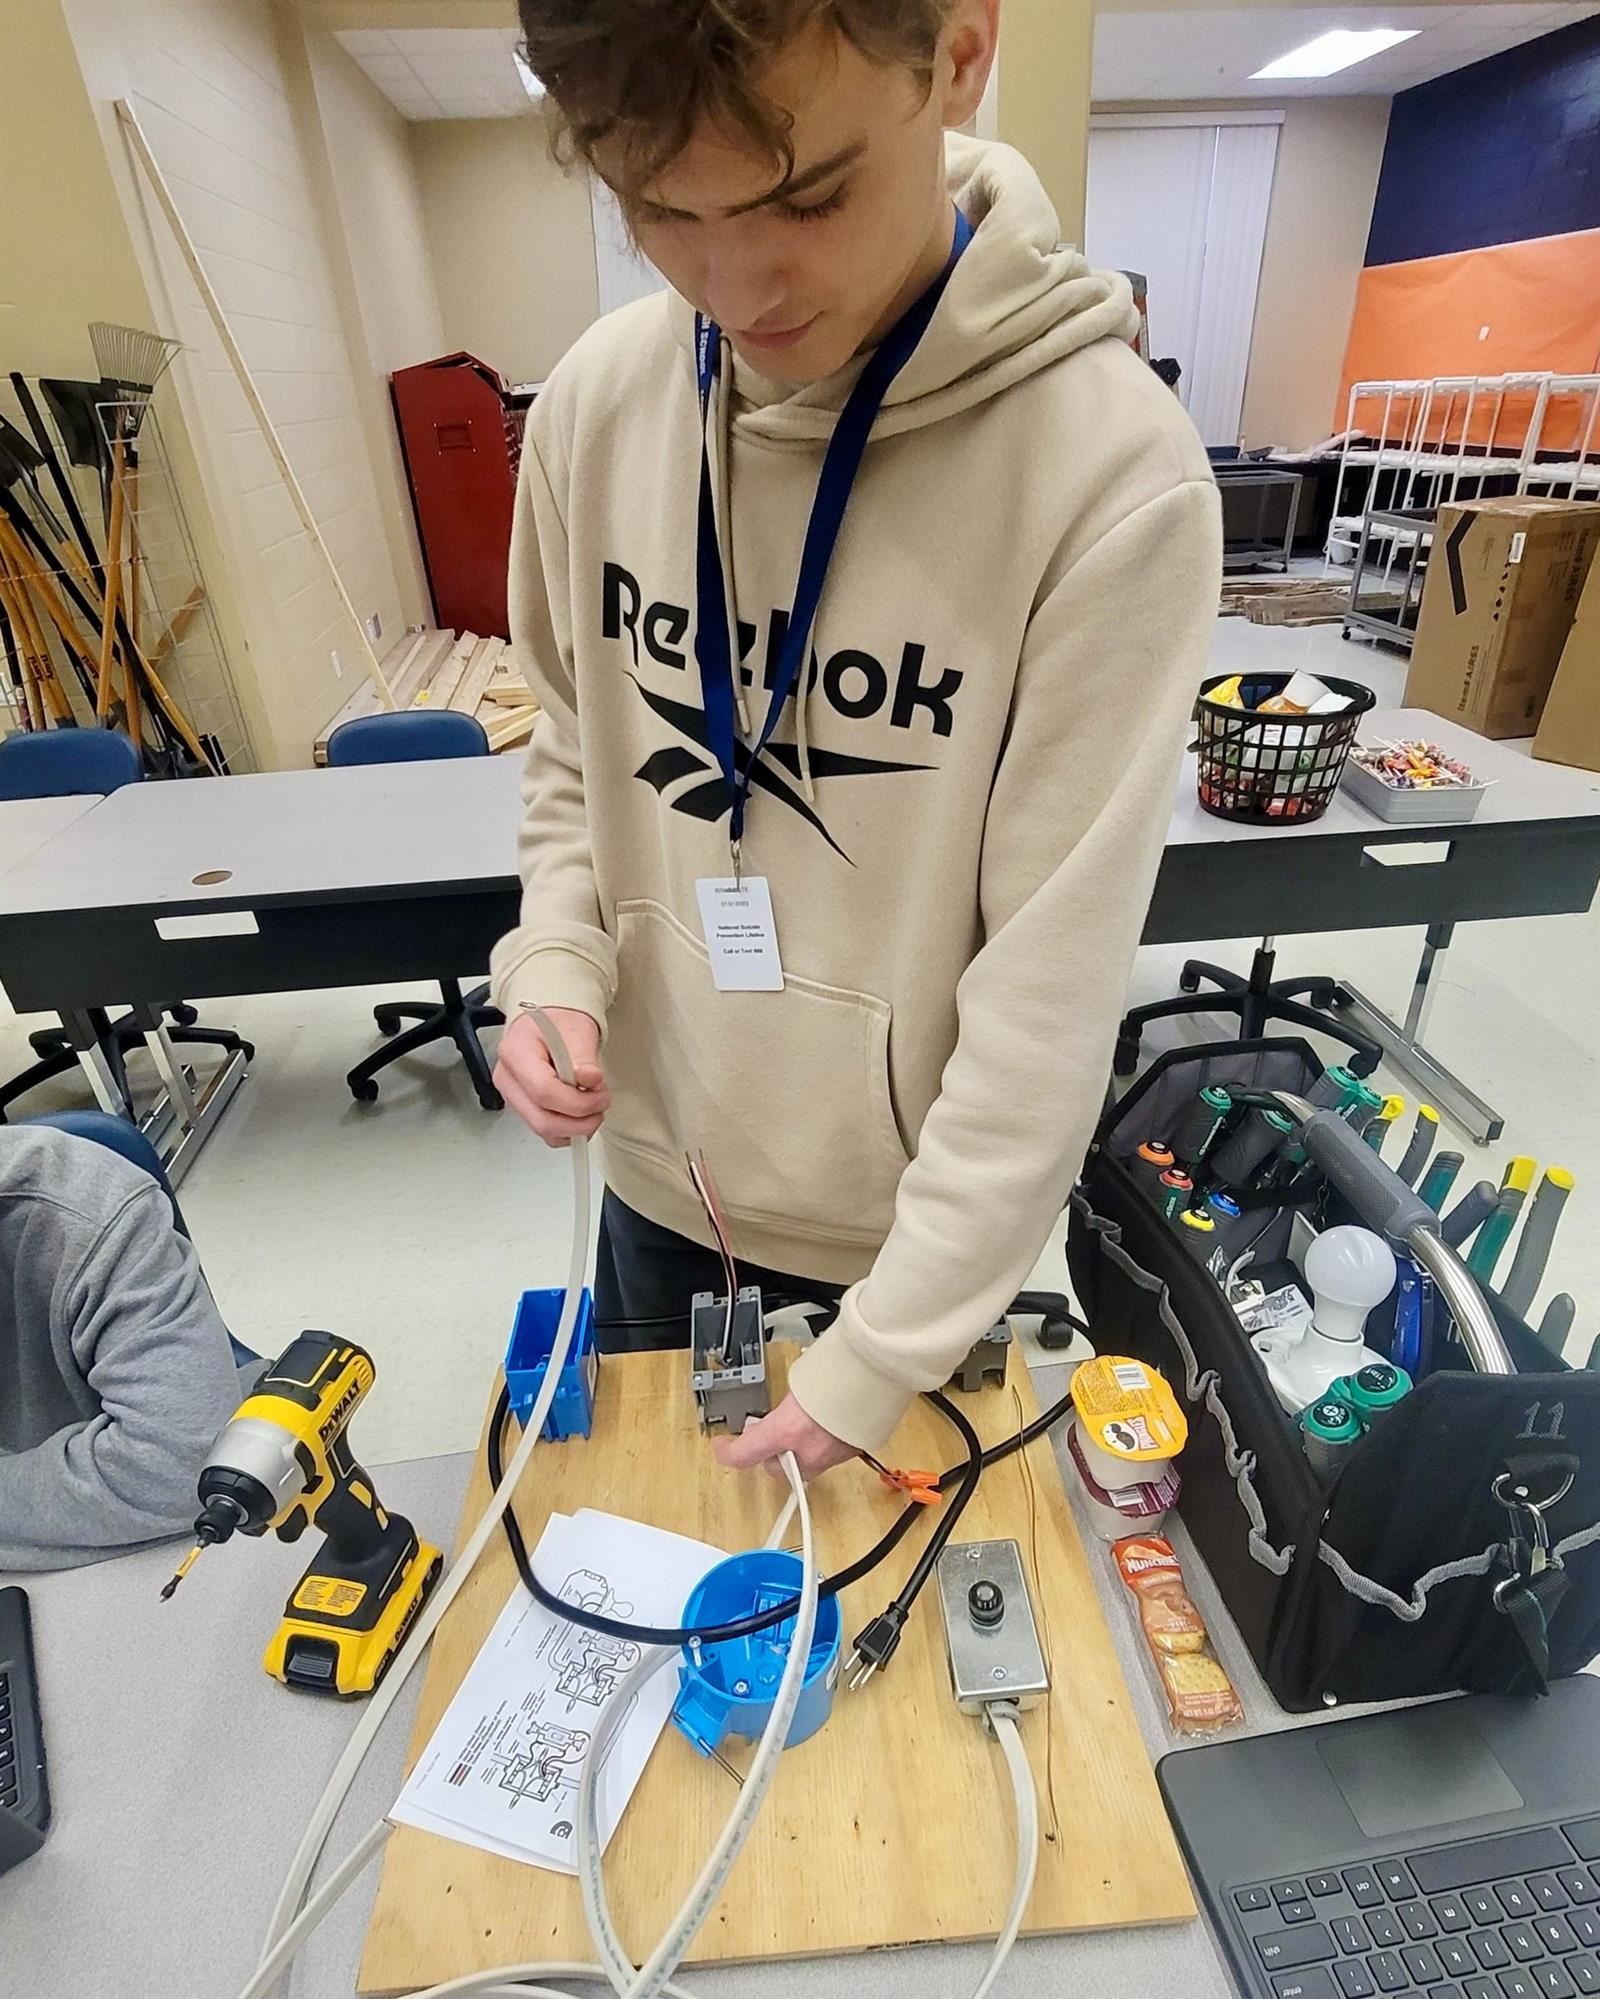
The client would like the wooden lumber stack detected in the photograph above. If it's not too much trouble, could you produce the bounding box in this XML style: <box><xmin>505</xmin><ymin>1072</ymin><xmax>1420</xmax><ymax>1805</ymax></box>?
<box><xmin>313</xmin><ymin>629</ymin><xmax>539</xmax><ymax>762</ymax></box>
<box><xmin>1219</xmin><ymin>578</ymin><xmax>1354</xmax><ymax>628</ymax></box>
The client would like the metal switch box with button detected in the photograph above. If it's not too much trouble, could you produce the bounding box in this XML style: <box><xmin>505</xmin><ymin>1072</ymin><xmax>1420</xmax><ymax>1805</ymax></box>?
<box><xmin>935</xmin><ymin>1538</ymin><xmax>1050</xmax><ymax>1714</ymax></box>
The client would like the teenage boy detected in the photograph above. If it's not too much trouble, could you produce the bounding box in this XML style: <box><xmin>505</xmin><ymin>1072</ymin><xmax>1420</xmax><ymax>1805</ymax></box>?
<box><xmin>0</xmin><ymin>1124</ymin><xmax>249</xmax><ymax>1571</ymax></box>
<box><xmin>490</xmin><ymin>0</ymin><xmax>1221</xmax><ymax>1477</ymax></box>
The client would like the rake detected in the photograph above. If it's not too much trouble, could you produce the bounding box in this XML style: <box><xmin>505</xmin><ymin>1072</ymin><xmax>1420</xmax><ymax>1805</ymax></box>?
<box><xmin>86</xmin><ymin>323</ymin><xmax>182</xmax><ymax>722</ymax></box>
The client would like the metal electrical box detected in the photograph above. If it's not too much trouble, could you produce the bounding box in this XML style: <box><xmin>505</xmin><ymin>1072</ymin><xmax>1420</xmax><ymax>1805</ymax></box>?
<box><xmin>935</xmin><ymin>1539</ymin><xmax>1050</xmax><ymax>1715</ymax></box>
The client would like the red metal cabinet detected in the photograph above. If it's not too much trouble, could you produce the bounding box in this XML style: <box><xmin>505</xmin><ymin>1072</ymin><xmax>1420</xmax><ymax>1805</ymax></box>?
<box><xmin>390</xmin><ymin>352</ymin><xmax>533</xmax><ymax>640</ymax></box>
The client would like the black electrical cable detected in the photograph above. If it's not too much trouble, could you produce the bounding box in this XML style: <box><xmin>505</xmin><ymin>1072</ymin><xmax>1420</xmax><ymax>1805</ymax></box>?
<box><xmin>488</xmin><ymin>1378</ymin><xmax>932</xmax><ymax>1645</ymax></box>
<box><xmin>489</xmin><ymin>1367</ymin><xmax>1081</xmax><ymax>1650</ymax></box>
<box><xmin>895</xmin><ymin>1389</ymin><xmax>982</xmax><ymax>1607</ymax></box>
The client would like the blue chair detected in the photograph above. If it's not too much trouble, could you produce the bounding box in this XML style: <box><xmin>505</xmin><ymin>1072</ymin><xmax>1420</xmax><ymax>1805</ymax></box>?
<box><xmin>23</xmin><ymin>1109</ymin><xmax>258</xmax><ymax>1365</ymax></box>
<box><xmin>0</xmin><ymin>725</ymin><xmax>142</xmax><ymax>799</ymax></box>
<box><xmin>0</xmin><ymin>728</ymin><xmax>253</xmax><ymax>1123</ymax></box>
<box><xmin>325</xmin><ymin>710</ymin><xmax>504</xmax><ymax>1110</ymax></box>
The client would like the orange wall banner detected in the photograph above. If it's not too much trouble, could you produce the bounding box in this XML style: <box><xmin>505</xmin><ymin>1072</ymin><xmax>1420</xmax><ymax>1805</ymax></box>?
<box><xmin>1337</xmin><ymin>229</ymin><xmax>1600</xmax><ymax>444</ymax></box>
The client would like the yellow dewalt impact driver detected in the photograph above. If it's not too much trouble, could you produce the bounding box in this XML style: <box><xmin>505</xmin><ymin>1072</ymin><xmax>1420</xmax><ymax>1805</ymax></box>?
<box><xmin>160</xmin><ymin>1331</ymin><xmax>443</xmax><ymax>1697</ymax></box>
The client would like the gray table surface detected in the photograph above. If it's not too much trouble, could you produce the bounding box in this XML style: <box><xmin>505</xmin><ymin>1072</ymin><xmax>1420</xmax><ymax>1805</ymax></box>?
<box><xmin>0</xmin><ymin>756</ymin><xmax>527</xmax><ymax>917</ymax></box>
<box><xmin>0</xmin><ymin>793</ymin><xmax>102</xmax><ymax>879</ymax></box>
<box><xmin>3</xmin><ymin>710</ymin><xmax>1595</xmax><ymax>925</ymax></box>
<box><xmin>1169</xmin><ymin>708</ymin><xmax>1600</xmax><ymax>848</ymax></box>
<box><xmin>4</xmin><ymin>1351</ymin><xmax>1438</xmax><ymax>1999</ymax></box>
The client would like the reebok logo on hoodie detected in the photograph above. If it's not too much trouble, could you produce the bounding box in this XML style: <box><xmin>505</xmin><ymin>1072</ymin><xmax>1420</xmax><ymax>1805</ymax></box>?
<box><xmin>602</xmin><ymin>557</ymin><xmax>958</xmax><ymax>860</ymax></box>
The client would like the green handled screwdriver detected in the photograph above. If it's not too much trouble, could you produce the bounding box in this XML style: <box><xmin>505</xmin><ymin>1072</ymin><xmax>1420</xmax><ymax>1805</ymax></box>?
<box><xmin>1419</xmin><ymin>1150</ymin><xmax>1465</xmax><ymax>1212</ymax></box>
<box><xmin>1466</xmin><ymin>1158</ymin><xmax>1537</xmax><ymax>1284</ymax></box>
<box><xmin>1500</xmin><ymin>1168</ymin><xmax>1574</xmax><ymax>1320</ymax></box>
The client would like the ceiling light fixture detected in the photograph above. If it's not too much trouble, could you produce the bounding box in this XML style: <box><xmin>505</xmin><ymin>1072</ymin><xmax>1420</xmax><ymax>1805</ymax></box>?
<box><xmin>1251</xmin><ymin>26</ymin><xmax>1419</xmax><ymax>79</ymax></box>
<box><xmin>514</xmin><ymin>50</ymin><xmax>546</xmax><ymax>100</ymax></box>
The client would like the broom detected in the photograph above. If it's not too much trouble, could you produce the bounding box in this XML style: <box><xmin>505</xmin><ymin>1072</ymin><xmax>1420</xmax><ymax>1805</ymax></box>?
<box><xmin>88</xmin><ymin>323</ymin><xmax>182</xmax><ymax>725</ymax></box>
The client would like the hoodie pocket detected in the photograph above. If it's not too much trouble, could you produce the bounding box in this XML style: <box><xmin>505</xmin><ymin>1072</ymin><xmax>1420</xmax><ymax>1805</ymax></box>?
<box><xmin>604</xmin><ymin>898</ymin><xmax>910</xmax><ymax>1247</ymax></box>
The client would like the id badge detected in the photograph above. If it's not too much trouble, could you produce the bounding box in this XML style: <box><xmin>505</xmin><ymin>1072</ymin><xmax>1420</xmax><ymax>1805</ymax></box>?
<box><xmin>695</xmin><ymin>876</ymin><xmax>784</xmax><ymax>992</ymax></box>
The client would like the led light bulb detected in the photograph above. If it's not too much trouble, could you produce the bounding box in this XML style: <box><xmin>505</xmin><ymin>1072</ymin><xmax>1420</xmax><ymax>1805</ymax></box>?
<box><xmin>1303</xmin><ymin>1227</ymin><xmax>1396</xmax><ymax>1346</ymax></box>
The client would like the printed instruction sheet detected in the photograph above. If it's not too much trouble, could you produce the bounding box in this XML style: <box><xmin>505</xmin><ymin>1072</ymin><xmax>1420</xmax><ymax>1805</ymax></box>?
<box><xmin>391</xmin><ymin>1508</ymin><xmax>726</xmax><ymax>1873</ymax></box>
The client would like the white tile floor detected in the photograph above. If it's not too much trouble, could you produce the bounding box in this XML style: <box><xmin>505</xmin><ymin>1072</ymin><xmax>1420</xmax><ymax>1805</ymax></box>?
<box><xmin>3</xmin><ymin>619</ymin><xmax>1595</xmax><ymax>1463</ymax></box>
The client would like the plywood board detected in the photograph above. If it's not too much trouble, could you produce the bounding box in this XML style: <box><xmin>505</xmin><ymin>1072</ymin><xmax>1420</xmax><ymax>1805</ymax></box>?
<box><xmin>359</xmin><ymin>1348</ymin><xmax>1193</xmax><ymax>1995</ymax></box>
<box><xmin>314</xmin><ymin>634</ymin><xmax>431</xmax><ymax>763</ymax></box>
<box><xmin>394</xmin><ymin>630</ymin><xmax>454</xmax><ymax>709</ymax></box>
<box><xmin>450</xmin><ymin>636</ymin><xmax>503</xmax><ymax>716</ymax></box>
<box><xmin>485</xmin><ymin>703</ymin><xmax>537</xmax><ymax>753</ymax></box>
<box><xmin>415</xmin><ymin>632</ymin><xmax>477</xmax><ymax>710</ymax></box>
<box><xmin>480</xmin><ymin>677</ymin><xmax>533</xmax><ymax>707</ymax></box>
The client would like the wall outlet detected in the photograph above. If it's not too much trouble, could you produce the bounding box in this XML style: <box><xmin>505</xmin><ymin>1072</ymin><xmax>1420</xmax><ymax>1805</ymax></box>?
<box><xmin>365</xmin><ymin>611</ymin><xmax>383</xmax><ymax>645</ymax></box>
<box><xmin>331</xmin><ymin>649</ymin><xmax>344</xmax><ymax>680</ymax></box>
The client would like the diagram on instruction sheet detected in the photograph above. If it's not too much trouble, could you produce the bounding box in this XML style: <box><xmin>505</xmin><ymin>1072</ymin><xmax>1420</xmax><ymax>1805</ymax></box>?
<box><xmin>446</xmin><ymin>1569</ymin><xmax>640</xmax><ymax>1830</ymax></box>
<box><xmin>392</xmin><ymin>1508</ymin><xmax>728</xmax><ymax>1874</ymax></box>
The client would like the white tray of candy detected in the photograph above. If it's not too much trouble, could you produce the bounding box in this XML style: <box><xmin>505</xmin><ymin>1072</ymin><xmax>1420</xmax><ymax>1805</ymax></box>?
<box><xmin>1341</xmin><ymin>736</ymin><xmax>1489</xmax><ymax>822</ymax></box>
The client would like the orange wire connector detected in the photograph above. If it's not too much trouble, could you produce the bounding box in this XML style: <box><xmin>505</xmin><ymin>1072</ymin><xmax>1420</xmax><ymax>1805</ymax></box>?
<box><xmin>858</xmin><ymin>1453</ymin><xmax>941</xmax><ymax>1505</ymax></box>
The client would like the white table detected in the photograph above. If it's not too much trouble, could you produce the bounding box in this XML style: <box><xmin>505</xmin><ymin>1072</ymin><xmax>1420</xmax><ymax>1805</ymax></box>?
<box><xmin>0</xmin><ymin>793</ymin><xmax>103</xmax><ymax>877</ymax></box>
<box><xmin>1152</xmin><ymin>710</ymin><xmax>1600</xmax><ymax>1137</ymax></box>
<box><xmin>0</xmin><ymin>717</ymin><xmax>1596</xmax><ymax>1155</ymax></box>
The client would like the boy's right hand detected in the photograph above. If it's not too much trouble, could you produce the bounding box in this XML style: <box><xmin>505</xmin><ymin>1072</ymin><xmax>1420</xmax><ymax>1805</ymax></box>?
<box><xmin>494</xmin><ymin>1006</ymin><xmax>610</xmax><ymax>1146</ymax></box>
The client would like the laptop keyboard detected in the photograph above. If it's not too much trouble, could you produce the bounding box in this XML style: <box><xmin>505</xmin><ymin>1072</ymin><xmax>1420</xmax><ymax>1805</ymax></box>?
<box><xmin>0</xmin><ymin>1670</ymin><xmax>17</xmax><ymax>1810</ymax></box>
<box><xmin>1231</xmin><ymin>1819</ymin><xmax>1600</xmax><ymax>1999</ymax></box>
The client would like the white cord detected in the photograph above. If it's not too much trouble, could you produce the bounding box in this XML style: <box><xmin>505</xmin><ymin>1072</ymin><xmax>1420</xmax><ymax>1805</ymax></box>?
<box><xmin>235</xmin><ymin>1820</ymin><xmax>392</xmax><ymax>1999</ymax></box>
<box><xmin>579</xmin><ymin>1454</ymin><xmax>818</xmax><ymax>1998</ymax></box>
<box><xmin>249</xmin><ymin>1008</ymin><xmax>591</xmax><ymax>1994</ymax></box>
<box><xmin>409</xmin><ymin>1971</ymin><xmax>694</xmax><ymax>1999</ymax></box>
<box><xmin>968</xmin><ymin>1706</ymin><xmax>1040</xmax><ymax>1999</ymax></box>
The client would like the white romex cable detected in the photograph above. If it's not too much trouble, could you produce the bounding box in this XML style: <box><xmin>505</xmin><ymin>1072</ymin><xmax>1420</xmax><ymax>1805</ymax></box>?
<box><xmin>253</xmin><ymin>1008</ymin><xmax>593</xmax><ymax>1988</ymax></box>
<box><xmin>969</xmin><ymin>1704</ymin><xmax>1040</xmax><ymax>1999</ymax></box>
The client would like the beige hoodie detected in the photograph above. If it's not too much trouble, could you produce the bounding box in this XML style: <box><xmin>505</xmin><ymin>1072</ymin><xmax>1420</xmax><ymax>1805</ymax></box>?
<box><xmin>490</xmin><ymin>134</ymin><xmax>1221</xmax><ymax>1449</ymax></box>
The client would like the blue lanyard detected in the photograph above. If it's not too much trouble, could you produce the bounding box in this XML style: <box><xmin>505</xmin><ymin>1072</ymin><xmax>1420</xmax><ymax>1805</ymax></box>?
<box><xmin>693</xmin><ymin>207</ymin><xmax>972</xmax><ymax>858</ymax></box>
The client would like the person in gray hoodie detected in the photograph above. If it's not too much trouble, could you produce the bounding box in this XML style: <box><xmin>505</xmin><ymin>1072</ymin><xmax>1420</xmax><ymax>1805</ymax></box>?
<box><xmin>0</xmin><ymin>1124</ymin><xmax>251</xmax><ymax>1572</ymax></box>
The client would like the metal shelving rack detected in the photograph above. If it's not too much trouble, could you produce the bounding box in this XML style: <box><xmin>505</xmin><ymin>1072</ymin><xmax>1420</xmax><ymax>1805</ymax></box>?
<box><xmin>1325</xmin><ymin>371</ymin><xmax>1600</xmax><ymax>570</ymax></box>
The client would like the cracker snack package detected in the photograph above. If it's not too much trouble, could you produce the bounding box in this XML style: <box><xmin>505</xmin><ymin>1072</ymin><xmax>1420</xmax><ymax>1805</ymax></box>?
<box><xmin>1114</xmin><ymin>1534</ymin><xmax>1244</xmax><ymax>1734</ymax></box>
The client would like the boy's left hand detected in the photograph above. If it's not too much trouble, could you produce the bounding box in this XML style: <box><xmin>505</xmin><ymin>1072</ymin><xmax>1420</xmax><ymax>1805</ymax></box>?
<box><xmin>713</xmin><ymin>1392</ymin><xmax>856</xmax><ymax>1481</ymax></box>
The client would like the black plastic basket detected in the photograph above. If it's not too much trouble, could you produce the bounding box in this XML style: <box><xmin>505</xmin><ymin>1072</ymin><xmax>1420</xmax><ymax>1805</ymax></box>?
<box><xmin>1194</xmin><ymin>672</ymin><xmax>1375</xmax><ymax>825</ymax></box>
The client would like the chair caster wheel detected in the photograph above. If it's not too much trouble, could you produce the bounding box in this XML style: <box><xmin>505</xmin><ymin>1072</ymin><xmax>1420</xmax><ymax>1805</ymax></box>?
<box><xmin>375</xmin><ymin>1011</ymin><xmax>402</xmax><ymax>1036</ymax></box>
<box><xmin>171</xmin><ymin>1004</ymin><xmax>200</xmax><ymax>1026</ymax></box>
<box><xmin>477</xmin><ymin>1092</ymin><xmax>504</xmax><ymax>1113</ymax></box>
<box><xmin>1178</xmin><ymin>968</ymin><xmax>1201</xmax><ymax>993</ymax></box>
<box><xmin>350</xmin><ymin>1078</ymin><xmax>379</xmax><ymax>1103</ymax></box>
<box><xmin>1113</xmin><ymin>1035</ymin><xmax>1140</xmax><ymax>1077</ymax></box>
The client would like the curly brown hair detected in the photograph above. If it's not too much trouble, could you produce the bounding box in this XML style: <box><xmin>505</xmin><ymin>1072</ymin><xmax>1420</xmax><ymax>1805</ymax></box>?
<box><xmin>517</xmin><ymin>1</ymin><xmax>949</xmax><ymax>202</ymax></box>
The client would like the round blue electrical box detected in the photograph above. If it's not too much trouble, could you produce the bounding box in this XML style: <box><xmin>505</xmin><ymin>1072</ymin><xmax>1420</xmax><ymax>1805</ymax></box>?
<box><xmin>671</xmin><ymin>1549</ymin><xmax>841</xmax><ymax>1758</ymax></box>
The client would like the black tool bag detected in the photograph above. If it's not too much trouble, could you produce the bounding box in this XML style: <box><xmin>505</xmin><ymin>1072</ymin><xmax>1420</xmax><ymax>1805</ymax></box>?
<box><xmin>1066</xmin><ymin>1038</ymin><xmax>1600</xmax><ymax>1712</ymax></box>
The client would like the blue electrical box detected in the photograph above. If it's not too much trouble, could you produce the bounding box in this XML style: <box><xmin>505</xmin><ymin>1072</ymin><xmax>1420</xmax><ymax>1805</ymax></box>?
<box><xmin>504</xmin><ymin>1286</ymin><xmax>598</xmax><ymax>1441</ymax></box>
<box><xmin>672</xmin><ymin>1549</ymin><xmax>842</xmax><ymax>1757</ymax></box>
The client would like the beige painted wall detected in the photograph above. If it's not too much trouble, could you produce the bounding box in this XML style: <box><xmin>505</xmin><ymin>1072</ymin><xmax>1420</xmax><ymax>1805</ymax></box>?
<box><xmin>1244</xmin><ymin>97</ymin><xmax>1390</xmax><ymax>449</ymax></box>
<box><xmin>998</xmin><ymin>0</ymin><xmax>1094</xmax><ymax>245</ymax></box>
<box><xmin>62</xmin><ymin>0</ymin><xmax>414</xmax><ymax>768</ymax></box>
<box><xmin>0</xmin><ymin>0</ymin><xmax>263</xmax><ymax>765</ymax></box>
<box><xmin>1093</xmin><ymin>97</ymin><xmax>1391</xmax><ymax>450</ymax></box>
<box><xmin>299</xmin><ymin>22</ymin><xmax>445</xmax><ymax>628</ymax></box>
<box><xmin>411</xmin><ymin>114</ymin><xmax>600</xmax><ymax>385</ymax></box>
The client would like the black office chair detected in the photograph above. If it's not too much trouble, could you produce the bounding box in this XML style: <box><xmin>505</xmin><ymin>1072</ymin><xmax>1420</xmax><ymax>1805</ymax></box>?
<box><xmin>1114</xmin><ymin>936</ymin><xmax>1381</xmax><ymax>1076</ymax></box>
<box><xmin>324</xmin><ymin>710</ymin><xmax>504</xmax><ymax>1111</ymax></box>
<box><xmin>0</xmin><ymin>729</ymin><xmax>252</xmax><ymax>1124</ymax></box>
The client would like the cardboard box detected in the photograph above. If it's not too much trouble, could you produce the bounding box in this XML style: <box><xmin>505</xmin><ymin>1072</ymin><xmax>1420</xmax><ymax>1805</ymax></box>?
<box><xmin>1534</xmin><ymin>549</ymin><xmax>1600</xmax><ymax>771</ymax></box>
<box><xmin>1405</xmin><ymin>497</ymin><xmax>1600</xmax><ymax>739</ymax></box>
